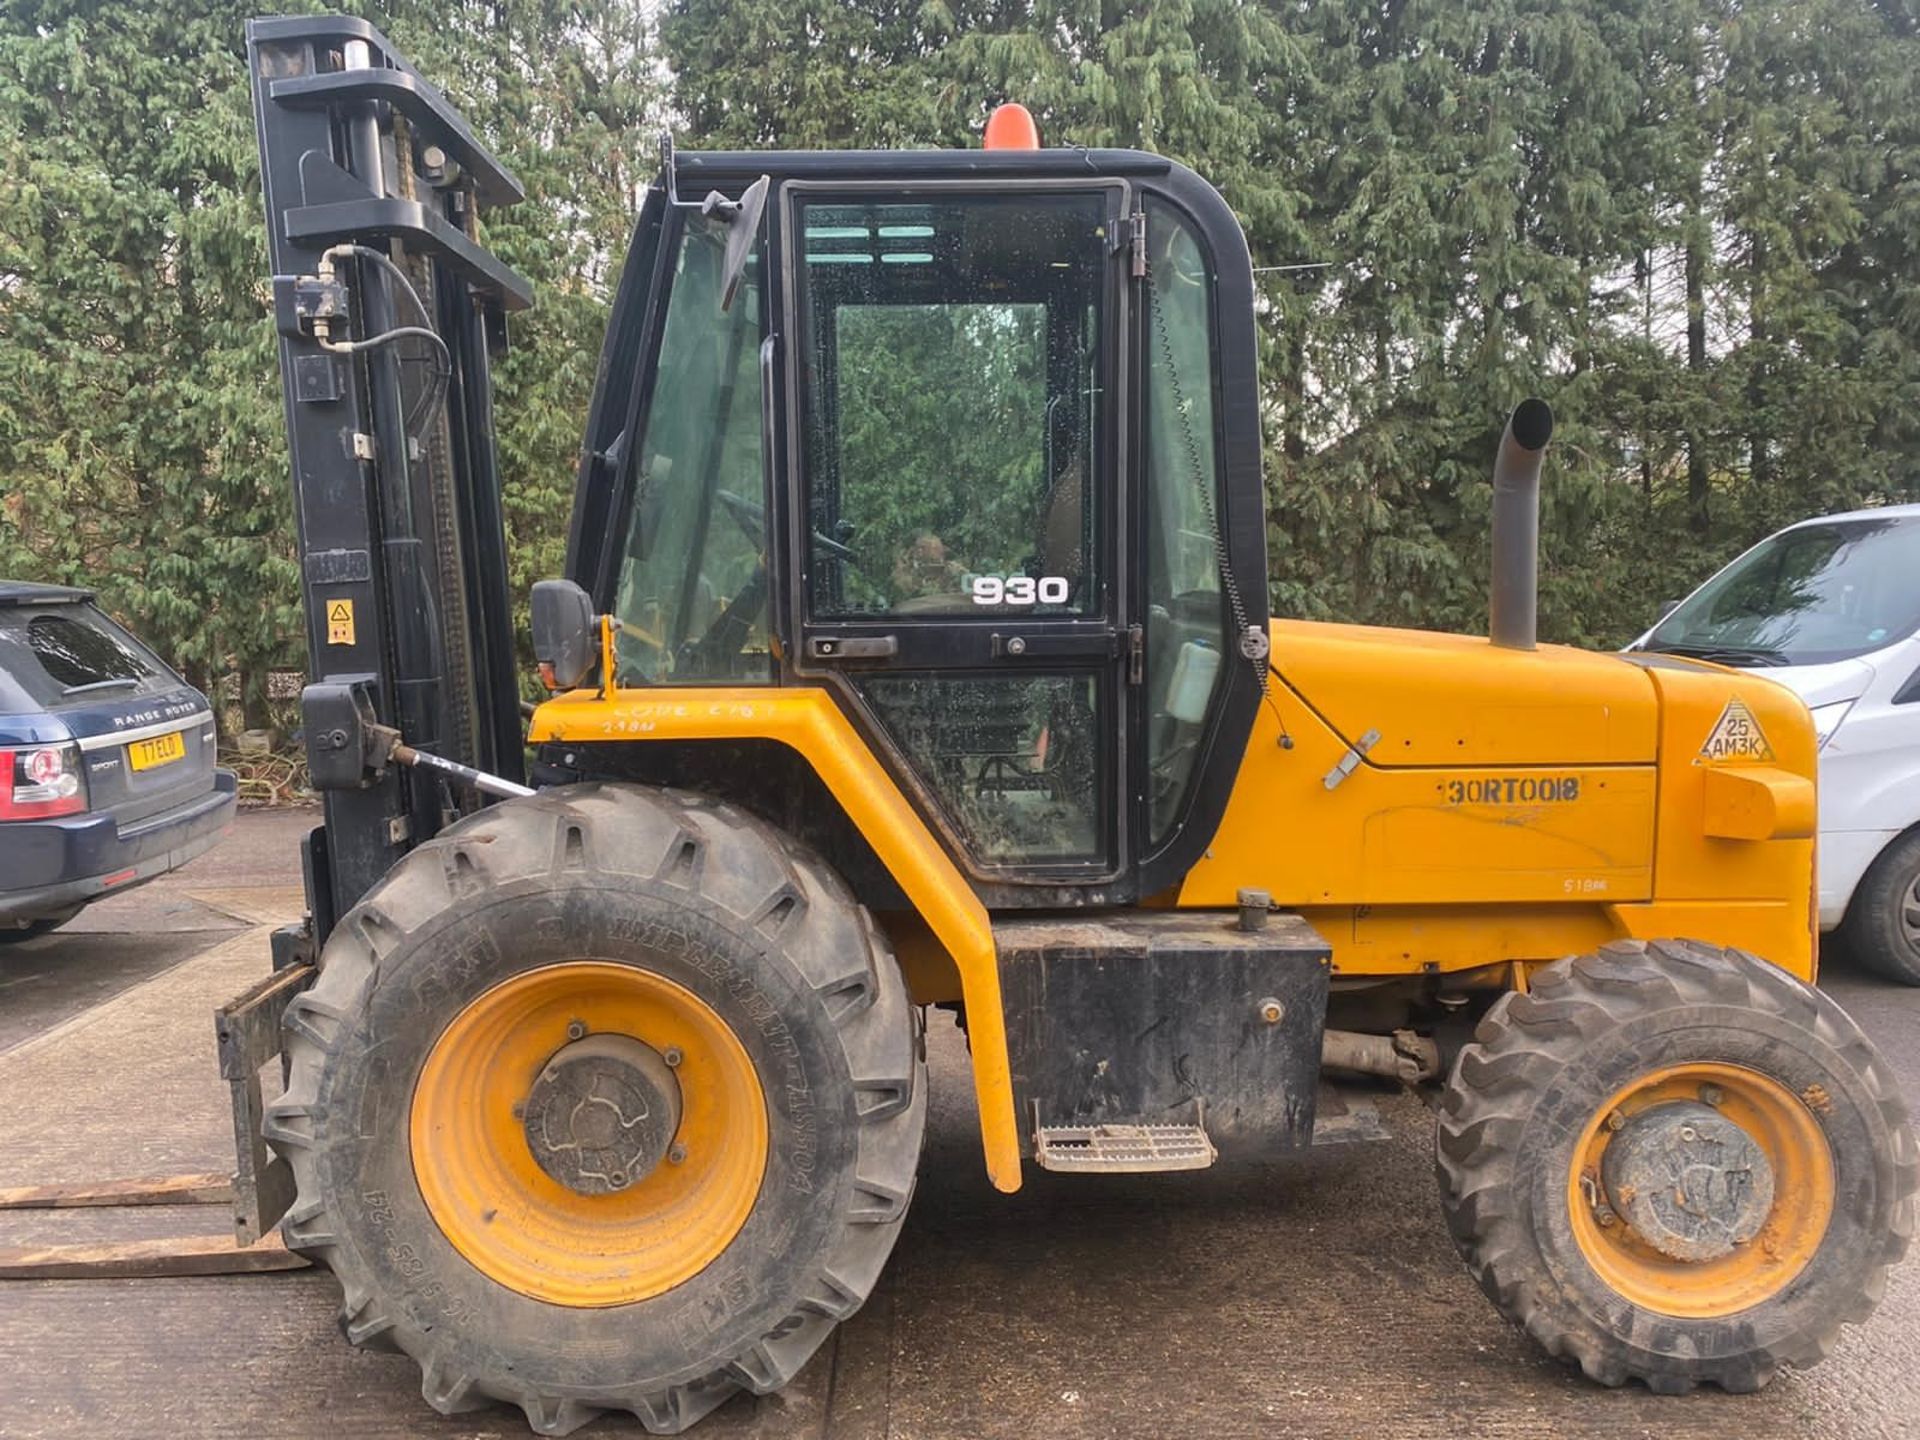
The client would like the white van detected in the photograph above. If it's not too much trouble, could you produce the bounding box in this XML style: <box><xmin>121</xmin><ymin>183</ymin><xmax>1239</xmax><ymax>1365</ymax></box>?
<box><xmin>1633</xmin><ymin>504</ymin><xmax>1920</xmax><ymax>982</ymax></box>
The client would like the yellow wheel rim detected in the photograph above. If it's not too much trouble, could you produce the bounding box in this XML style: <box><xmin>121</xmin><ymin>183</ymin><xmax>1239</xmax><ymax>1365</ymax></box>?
<box><xmin>410</xmin><ymin>961</ymin><xmax>768</xmax><ymax>1308</ymax></box>
<box><xmin>1567</xmin><ymin>1062</ymin><xmax>1834</xmax><ymax>1318</ymax></box>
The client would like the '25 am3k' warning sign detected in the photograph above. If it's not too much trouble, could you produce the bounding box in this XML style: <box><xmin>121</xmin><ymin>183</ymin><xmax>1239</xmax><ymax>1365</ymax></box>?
<box><xmin>1697</xmin><ymin>696</ymin><xmax>1775</xmax><ymax>764</ymax></box>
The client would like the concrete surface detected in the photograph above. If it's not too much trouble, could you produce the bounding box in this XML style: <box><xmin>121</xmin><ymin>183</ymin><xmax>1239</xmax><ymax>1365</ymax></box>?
<box><xmin>0</xmin><ymin>808</ymin><xmax>1916</xmax><ymax>1438</ymax></box>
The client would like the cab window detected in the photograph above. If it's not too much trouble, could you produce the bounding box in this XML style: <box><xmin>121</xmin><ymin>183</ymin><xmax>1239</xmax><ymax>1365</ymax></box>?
<box><xmin>610</xmin><ymin>213</ymin><xmax>769</xmax><ymax>684</ymax></box>
<box><xmin>795</xmin><ymin>194</ymin><xmax>1107</xmax><ymax>619</ymax></box>
<box><xmin>1142</xmin><ymin>200</ymin><xmax>1229</xmax><ymax>842</ymax></box>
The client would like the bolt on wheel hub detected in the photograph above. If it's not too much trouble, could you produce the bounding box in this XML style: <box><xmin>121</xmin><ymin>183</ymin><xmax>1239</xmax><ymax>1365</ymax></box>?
<box><xmin>1600</xmin><ymin>1100</ymin><xmax>1775</xmax><ymax>1262</ymax></box>
<box><xmin>523</xmin><ymin>1033</ymin><xmax>683</xmax><ymax>1194</ymax></box>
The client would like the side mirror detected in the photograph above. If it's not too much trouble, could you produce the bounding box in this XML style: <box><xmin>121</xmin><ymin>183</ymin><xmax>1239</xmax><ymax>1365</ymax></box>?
<box><xmin>708</xmin><ymin>174</ymin><xmax>770</xmax><ymax>314</ymax></box>
<box><xmin>531</xmin><ymin>579</ymin><xmax>598</xmax><ymax>691</ymax></box>
<box><xmin>1657</xmin><ymin>598</ymin><xmax>1682</xmax><ymax>622</ymax></box>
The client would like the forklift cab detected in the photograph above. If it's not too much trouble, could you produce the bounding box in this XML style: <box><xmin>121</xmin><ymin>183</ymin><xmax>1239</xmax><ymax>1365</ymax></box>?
<box><xmin>561</xmin><ymin>139</ymin><xmax>1270</xmax><ymax>904</ymax></box>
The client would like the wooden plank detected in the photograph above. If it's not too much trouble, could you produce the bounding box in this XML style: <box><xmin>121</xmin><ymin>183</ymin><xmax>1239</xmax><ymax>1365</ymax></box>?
<box><xmin>0</xmin><ymin>1232</ymin><xmax>309</xmax><ymax>1280</ymax></box>
<box><xmin>0</xmin><ymin>1172</ymin><xmax>232</xmax><ymax>1210</ymax></box>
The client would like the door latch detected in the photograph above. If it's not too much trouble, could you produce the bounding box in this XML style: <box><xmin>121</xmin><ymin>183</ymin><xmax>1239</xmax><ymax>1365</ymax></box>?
<box><xmin>1322</xmin><ymin>728</ymin><xmax>1381</xmax><ymax>790</ymax></box>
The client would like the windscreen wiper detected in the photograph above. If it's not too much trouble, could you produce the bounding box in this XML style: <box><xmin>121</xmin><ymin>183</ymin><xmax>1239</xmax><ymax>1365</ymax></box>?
<box><xmin>1651</xmin><ymin>642</ymin><xmax>1791</xmax><ymax>667</ymax></box>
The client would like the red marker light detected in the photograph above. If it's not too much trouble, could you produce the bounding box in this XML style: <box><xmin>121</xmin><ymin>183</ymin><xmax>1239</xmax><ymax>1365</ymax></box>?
<box><xmin>984</xmin><ymin>103</ymin><xmax>1041</xmax><ymax>151</ymax></box>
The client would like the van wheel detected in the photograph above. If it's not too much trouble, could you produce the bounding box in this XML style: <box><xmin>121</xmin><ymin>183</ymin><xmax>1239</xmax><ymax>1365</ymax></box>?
<box><xmin>1840</xmin><ymin>829</ymin><xmax>1920</xmax><ymax>985</ymax></box>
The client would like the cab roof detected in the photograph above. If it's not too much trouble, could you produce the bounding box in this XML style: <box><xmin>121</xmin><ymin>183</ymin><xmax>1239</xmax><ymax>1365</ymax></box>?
<box><xmin>673</xmin><ymin>147</ymin><xmax>1177</xmax><ymax>187</ymax></box>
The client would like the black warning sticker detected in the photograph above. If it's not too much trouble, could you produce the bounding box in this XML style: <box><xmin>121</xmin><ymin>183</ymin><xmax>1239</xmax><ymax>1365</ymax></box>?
<box><xmin>1698</xmin><ymin>696</ymin><xmax>1774</xmax><ymax>764</ymax></box>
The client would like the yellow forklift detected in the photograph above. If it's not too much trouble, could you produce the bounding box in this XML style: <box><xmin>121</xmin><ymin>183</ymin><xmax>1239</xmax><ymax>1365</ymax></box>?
<box><xmin>224</xmin><ymin>15</ymin><xmax>1915</xmax><ymax>1435</ymax></box>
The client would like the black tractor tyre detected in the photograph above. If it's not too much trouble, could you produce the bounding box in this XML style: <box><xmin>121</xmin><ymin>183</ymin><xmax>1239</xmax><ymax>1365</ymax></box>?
<box><xmin>1838</xmin><ymin>829</ymin><xmax>1920</xmax><ymax>985</ymax></box>
<box><xmin>265</xmin><ymin>783</ymin><xmax>927</xmax><ymax>1436</ymax></box>
<box><xmin>1437</xmin><ymin>939</ymin><xmax>1916</xmax><ymax>1393</ymax></box>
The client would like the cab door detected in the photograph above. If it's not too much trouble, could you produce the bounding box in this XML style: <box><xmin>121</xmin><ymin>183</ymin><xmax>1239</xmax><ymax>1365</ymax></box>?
<box><xmin>781</xmin><ymin>182</ymin><xmax>1131</xmax><ymax>885</ymax></box>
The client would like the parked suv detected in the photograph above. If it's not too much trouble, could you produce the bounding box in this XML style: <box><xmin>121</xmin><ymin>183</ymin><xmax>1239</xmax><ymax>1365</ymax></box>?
<box><xmin>0</xmin><ymin>582</ymin><xmax>235</xmax><ymax>941</ymax></box>
<box><xmin>1633</xmin><ymin>505</ymin><xmax>1920</xmax><ymax>981</ymax></box>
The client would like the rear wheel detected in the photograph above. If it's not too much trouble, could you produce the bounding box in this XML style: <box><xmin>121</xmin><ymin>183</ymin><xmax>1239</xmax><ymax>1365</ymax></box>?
<box><xmin>1437</xmin><ymin>940</ymin><xmax>1915</xmax><ymax>1392</ymax></box>
<box><xmin>0</xmin><ymin>908</ymin><xmax>80</xmax><ymax>944</ymax></box>
<box><xmin>267</xmin><ymin>783</ymin><xmax>925</xmax><ymax>1435</ymax></box>
<box><xmin>1839</xmin><ymin>828</ymin><xmax>1920</xmax><ymax>985</ymax></box>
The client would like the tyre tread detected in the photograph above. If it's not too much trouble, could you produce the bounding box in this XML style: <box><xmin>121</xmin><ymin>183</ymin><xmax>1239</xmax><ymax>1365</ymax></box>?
<box><xmin>1838</xmin><ymin>828</ymin><xmax>1920</xmax><ymax>985</ymax></box>
<box><xmin>265</xmin><ymin>782</ymin><xmax>927</xmax><ymax>1435</ymax></box>
<box><xmin>1437</xmin><ymin>940</ymin><xmax>1916</xmax><ymax>1393</ymax></box>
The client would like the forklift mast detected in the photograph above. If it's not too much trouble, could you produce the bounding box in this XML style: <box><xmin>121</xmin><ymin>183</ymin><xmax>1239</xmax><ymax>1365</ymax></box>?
<box><xmin>245</xmin><ymin>15</ymin><xmax>530</xmax><ymax>944</ymax></box>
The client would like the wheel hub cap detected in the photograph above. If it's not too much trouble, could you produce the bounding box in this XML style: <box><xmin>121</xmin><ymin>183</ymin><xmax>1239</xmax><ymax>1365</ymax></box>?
<box><xmin>1601</xmin><ymin>1099</ymin><xmax>1777</xmax><ymax>1262</ymax></box>
<box><xmin>524</xmin><ymin>1033</ymin><xmax>682</xmax><ymax>1195</ymax></box>
<box><xmin>410</xmin><ymin>961</ymin><xmax>769</xmax><ymax>1307</ymax></box>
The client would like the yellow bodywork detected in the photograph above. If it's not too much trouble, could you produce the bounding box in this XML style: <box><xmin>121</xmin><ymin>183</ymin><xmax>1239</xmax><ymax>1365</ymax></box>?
<box><xmin>1183</xmin><ymin>621</ymin><xmax>1817</xmax><ymax>980</ymax></box>
<box><xmin>531</xmin><ymin>617</ymin><xmax>1820</xmax><ymax>1190</ymax></box>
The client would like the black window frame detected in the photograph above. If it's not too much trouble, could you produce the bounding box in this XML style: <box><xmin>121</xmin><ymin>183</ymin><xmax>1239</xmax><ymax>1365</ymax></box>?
<box><xmin>567</xmin><ymin>184</ymin><xmax>675</xmax><ymax>605</ymax></box>
<box><xmin>566</xmin><ymin>149</ymin><xmax>1269</xmax><ymax>908</ymax></box>
<box><xmin>1127</xmin><ymin>187</ymin><xmax>1259</xmax><ymax>895</ymax></box>
<box><xmin>779</xmin><ymin>176</ymin><xmax>1134</xmax><ymax>886</ymax></box>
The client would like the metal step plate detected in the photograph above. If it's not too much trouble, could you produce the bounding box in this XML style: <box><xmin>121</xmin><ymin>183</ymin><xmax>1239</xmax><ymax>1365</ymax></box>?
<box><xmin>997</xmin><ymin>911</ymin><xmax>1332</xmax><ymax>1163</ymax></box>
<box><xmin>1034</xmin><ymin>1122</ymin><xmax>1217</xmax><ymax>1174</ymax></box>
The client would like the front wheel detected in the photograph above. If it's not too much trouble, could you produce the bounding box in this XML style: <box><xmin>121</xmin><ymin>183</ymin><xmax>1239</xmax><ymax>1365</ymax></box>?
<box><xmin>1839</xmin><ymin>828</ymin><xmax>1920</xmax><ymax>985</ymax></box>
<box><xmin>267</xmin><ymin>784</ymin><xmax>926</xmax><ymax>1435</ymax></box>
<box><xmin>1437</xmin><ymin>940</ymin><xmax>1916</xmax><ymax>1392</ymax></box>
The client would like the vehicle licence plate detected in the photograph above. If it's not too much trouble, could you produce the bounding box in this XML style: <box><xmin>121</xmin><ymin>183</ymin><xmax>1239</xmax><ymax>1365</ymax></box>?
<box><xmin>128</xmin><ymin>730</ymin><xmax>187</xmax><ymax>772</ymax></box>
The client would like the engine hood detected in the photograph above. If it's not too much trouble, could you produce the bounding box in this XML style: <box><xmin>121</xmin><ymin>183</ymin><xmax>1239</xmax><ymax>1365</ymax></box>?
<box><xmin>1269</xmin><ymin>619</ymin><xmax>1658</xmax><ymax>767</ymax></box>
<box><xmin>1735</xmin><ymin>657</ymin><xmax>1876</xmax><ymax>710</ymax></box>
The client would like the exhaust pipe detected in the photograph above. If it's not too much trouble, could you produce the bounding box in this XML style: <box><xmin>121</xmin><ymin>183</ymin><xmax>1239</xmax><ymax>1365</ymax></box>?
<box><xmin>1489</xmin><ymin>398</ymin><xmax>1555</xmax><ymax>651</ymax></box>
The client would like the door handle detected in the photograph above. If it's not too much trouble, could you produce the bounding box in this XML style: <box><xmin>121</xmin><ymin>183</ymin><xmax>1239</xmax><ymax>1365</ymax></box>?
<box><xmin>807</xmin><ymin>635</ymin><xmax>898</xmax><ymax>661</ymax></box>
<box><xmin>990</xmin><ymin>632</ymin><xmax>1120</xmax><ymax>660</ymax></box>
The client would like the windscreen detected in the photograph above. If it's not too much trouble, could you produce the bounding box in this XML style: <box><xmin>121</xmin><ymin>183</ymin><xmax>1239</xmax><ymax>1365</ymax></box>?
<box><xmin>611</xmin><ymin>211</ymin><xmax>769</xmax><ymax>685</ymax></box>
<box><xmin>1645</xmin><ymin>514</ymin><xmax>1920</xmax><ymax>665</ymax></box>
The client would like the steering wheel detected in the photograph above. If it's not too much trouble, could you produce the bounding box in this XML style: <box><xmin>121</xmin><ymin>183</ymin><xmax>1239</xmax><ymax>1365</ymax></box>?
<box><xmin>716</xmin><ymin>489</ymin><xmax>858</xmax><ymax>564</ymax></box>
